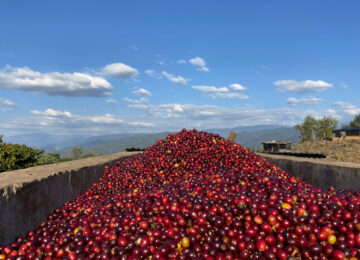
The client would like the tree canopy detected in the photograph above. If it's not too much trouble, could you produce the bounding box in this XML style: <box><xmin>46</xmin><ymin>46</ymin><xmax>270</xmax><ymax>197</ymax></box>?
<box><xmin>295</xmin><ymin>116</ymin><xmax>338</xmax><ymax>142</ymax></box>
<box><xmin>0</xmin><ymin>136</ymin><xmax>44</xmax><ymax>172</ymax></box>
<box><xmin>342</xmin><ymin>114</ymin><xmax>360</xmax><ymax>129</ymax></box>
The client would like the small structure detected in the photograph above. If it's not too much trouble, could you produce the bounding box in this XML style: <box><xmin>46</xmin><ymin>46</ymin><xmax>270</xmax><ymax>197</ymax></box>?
<box><xmin>262</xmin><ymin>141</ymin><xmax>292</xmax><ymax>153</ymax></box>
<box><xmin>332</xmin><ymin>127</ymin><xmax>360</xmax><ymax>141</ymax></box>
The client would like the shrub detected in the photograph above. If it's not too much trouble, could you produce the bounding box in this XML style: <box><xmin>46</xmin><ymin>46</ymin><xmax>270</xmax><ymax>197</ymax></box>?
<box><xmin>0</xmin><ymin>135</ymin><xmax>44</xmax><ymax>172</ymax></box>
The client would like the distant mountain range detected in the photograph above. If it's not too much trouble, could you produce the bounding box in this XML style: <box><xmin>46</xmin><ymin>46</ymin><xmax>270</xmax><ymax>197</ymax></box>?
<box><xmin>4</xmin><ymin>125</ymin><xmax>300</xmax><ymax>156</ymax></box>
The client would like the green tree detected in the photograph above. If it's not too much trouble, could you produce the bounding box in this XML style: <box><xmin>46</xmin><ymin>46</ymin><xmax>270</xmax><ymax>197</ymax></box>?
<box><xmin>294</xmin><ymin>116</ymin><xmax>319</xmax><ymax>142</ymax></box>
<box><xmin>71</xmin><ymin>146</ymin><xmax>84</xmax><ymax>159</ymax></box>
<box><xmin>317</xmin><ymin>117</ymin><xmax>338</xmax><ymax>140</ymax></box>
<box><xmin>83</xmin><ymin>150</ymin><xmax>96</xmax><ymax>158</ymax></box>
<box><xmin>0</xmin><ymin>135</ymin><xmax>44</xmax><ymax>172</ymax></box>
<box><xmin>37</xmin><ymin>153</ymin><xmax>72</xmax><ymax>165</ymax></box>
<box><xmin>70</xmin><ymin>146</ymin><xmax>99</xmax><ymax>160</ymax></box>
<box><xmin>342</xmin><ymin>114</ymin><xmax>360</xmax><ymax>129</ymax></box>
<box><xmin>295</xmin><ymin>116</ymin><xmax>338</xmax><ymax>142</ymax></box>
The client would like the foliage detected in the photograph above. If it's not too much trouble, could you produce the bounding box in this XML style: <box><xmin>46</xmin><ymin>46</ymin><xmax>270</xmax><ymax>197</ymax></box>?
<box><xmin>71</xmin><ymin>146</ymin><xmax>84</xmax><ymax>159</ymax></box>
<box><xmin>295</xmin><ymin>116</ymin><xmax>338</xmax><ymax>142</ymax></box>
<box><xmin>294</xmin><ymin>116</ymin><xmax>319</xmax><ymax>142</ymax></box>
<box><xmin>0</xmin><ymin>136</ymin><xmax>99</xmax><ymax>172</ymax></box>
<box><xmin>342</xmin><ymin>114</ymin><xmax>360</xmax><ymax>129</ymax></box>
<box><xmin>37</xmin><ymin>153</ymin><xmax>72</xmax><ymax>165</ymax></box>
<box><xmin>317</xmin><ymin>117</ymin><xmax>338</xmax><ymax>140</ymax></box>
<box><xmin>71</xmin><ymin>146</ymin><xmax>98</xmax><ymax>160</ymax></box>
<box><xmin>0</xmin><ymin>135</ymin><xmax>44</xmax><ymax>172</ymax></box>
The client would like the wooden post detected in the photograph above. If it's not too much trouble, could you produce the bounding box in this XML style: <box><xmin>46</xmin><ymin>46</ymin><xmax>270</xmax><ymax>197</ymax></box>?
<box><xmin>227</xmin><ymin>131</ymin><xmax>237</xmax><ymax>142</ymax></box>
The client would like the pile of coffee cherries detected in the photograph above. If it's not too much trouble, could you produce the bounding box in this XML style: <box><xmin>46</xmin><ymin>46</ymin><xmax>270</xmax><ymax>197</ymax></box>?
<box><xmin>1</xmin><ymin>129</ymin><xmax>360</xmax><ymax>259</ymax></box>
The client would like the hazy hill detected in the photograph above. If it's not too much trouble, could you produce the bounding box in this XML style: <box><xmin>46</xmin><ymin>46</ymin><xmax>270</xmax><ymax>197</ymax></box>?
<box><xmin>42</xmin><ymin>133</ymin><xmax>141</xmax><ymax>151</ymax></box>
<box><xmin>4</xmin><ymin>125</ymin><xmax>300</xmax><ymax>156</ymax></box>
<box><xmin>3</xmin><ymin>133</ymin><xmax>90</xmax><ymax>149</ymax></box>
<box><xmin>233</xmin><ymin>127</ymin><xmax>300</xmax><ymax>150</ymax></box>
<box><xmin>60</xmin><ymin>132</ymin><xmax>172</xmax><ymax>157</ymax></box>
<box><xmin>206</xmin><ymin>124</ymin><xmax>285</xmax><ymax>137</ymax></box>
<box><xmin>61</xmin><ymin>127</ymin><xmax>300</xmax><ymax>155</ymax></box>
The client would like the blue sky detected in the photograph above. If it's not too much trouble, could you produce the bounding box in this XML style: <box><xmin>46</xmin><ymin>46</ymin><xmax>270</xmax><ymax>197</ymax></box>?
<box><xmin>0</xmin><ymin>1</ymin><xmax>359</xmax><ymax>136</ymax></box>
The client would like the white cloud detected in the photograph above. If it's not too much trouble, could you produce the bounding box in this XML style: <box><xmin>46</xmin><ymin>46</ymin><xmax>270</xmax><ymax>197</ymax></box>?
<box><xmin>101</xmin><ymin>63</ymin><xmax>138</xmax><ymax>78</ymax></box>
<box><xmin>229</xmin><ymin>83</ymin><xmax>247</xmax><ymax>91</ymax></box>
<box><xmin>0</xmin><ymin>97</ymin><xmax>16</xmax><ymax>111</ymax></box>
<box><xmin>145</xmin><ymin>69</ymin><xmax>189</xmax><ymax>84</ymax></box>
<box><xmin>87</xmin><ymin>114</ymin><xmax>124</xmax><ymax>124</ymax></box>
<box><xmin>287</xmin><ymin>97</ymin><xmax>322</xmax><ymax>106</ymax></box>
<box><xmin>192</xmin><ymin>85</ymin><xmax>248</xmax><ymax>99</ymax></box>
<box><xmin>161</xmin><ymin>71</ymin><xmax>189</xmax><ymax>85</ymax></box>
<box><xmin>157</xmin><ymin>61</ymin><xmax>165</xmax><ymax>65</ymax></box>
<box><xmin>3</xmin><ymin>101</ymin><xmax>358</xmax><ymax>136</ymax></box>
<box><xmin>334</xmin><ymin>101</ymin><xmax>360</xmax><ymax>116</ymax></box>
<box><xmin>144</xmin><ymin>69</ymin><xmax>162</xmax><ymax>79</ymax></box>
<box><xmin>192</xmin><ymin>85</ymin><xmax>228</xmax><ymax>94</ymax></box>
<box><xmin>133</xmin><ymin>88</ymin><xmax>152</xmax><ymax>96</ymax></box>
<box><xmin>188</xmin><ymin>57</ymin><xmax>210</xmax><ymax>72</ymax></box>
<box><xmin>0</xmin><ymin>66</ymin><xmax>112</xmax><ymax>97</ymax></box>
<box><xmin>12</xmin><ymin>108</ymin><xmax>154</xmax><ymax>132</ymax></box>
<box><xmin>274</xmin><ymin>80</ymin><xmax>333</xmax><ymax>93</ymax></box>
<box><xmin>214</xmin><ymin>93</ymin><xmax>249</xmax><ymax>99</ymax></box>
<box><xmin>106</xmin><ymin>98</ymin><xmax>118</xmax><ymax>104</ymax></box>
<box><xmin>340</xmin><ymin>84</ymin><xmax>349</xmax><ymax>89</ymax></box>
<box><xmin>31</xmin><ymin>108</ymin><xmax>73</xmax><ymax>117</ymax></box>
<box><xmin>123</xmin><ymin>101</ymin><xmax>308</xmax><ymax>129</ymax></box>
<box><xmin>177</xmin><ymin>59</ymin><xmax>187</xmax><ymax>64</ymax></box>
<box><xmin>123</xmin><ymin>97</ymin><xmax>149</xmax><ymax>105</ymax></box>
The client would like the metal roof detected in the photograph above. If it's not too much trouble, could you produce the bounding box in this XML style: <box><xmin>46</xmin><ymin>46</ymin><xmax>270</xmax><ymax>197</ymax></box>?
<box><xmin>333</xmin><ymin>127</ymin><xmax>360</xmax><ymax>132</ymax></box>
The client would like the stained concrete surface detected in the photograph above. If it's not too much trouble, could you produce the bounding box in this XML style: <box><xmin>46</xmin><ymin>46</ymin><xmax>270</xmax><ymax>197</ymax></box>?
<box><xmin>259</xmin><ymin>153</ymin><xmax>360</xmax><ymax>191</ymax></box>
<box><xmin>0</xmin><ymin>152</ymin><xmax>140</xmax><ymax>245</ymax></box>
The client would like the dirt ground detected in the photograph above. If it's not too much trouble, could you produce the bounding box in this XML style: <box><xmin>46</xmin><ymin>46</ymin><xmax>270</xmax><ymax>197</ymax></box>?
<box><xmin>291</xmin><ymin>139</ymin><xmax>360</xmax><ymax>163</ymax></box>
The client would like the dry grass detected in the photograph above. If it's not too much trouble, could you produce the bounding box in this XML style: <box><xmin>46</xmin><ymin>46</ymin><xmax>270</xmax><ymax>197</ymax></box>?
<box><xmin>291</xmin><ymin>139</ymin><xmax>360</xmax><ymax>163</ymax></box>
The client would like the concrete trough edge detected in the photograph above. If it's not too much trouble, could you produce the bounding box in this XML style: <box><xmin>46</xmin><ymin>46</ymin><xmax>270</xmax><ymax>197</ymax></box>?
<box><xmin>258</xmin><ymin>153</ymin><xmax>360</xmax><ymax>191</ymax></box>
<box><xmin>0</xmin><ymin>152</ymin><xmax>141</xmax><ymax>245</ymax></box>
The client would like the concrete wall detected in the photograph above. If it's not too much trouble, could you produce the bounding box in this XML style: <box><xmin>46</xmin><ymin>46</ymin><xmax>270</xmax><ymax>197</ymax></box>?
<box><xmin>259</xmin><ymin>153</ymin><xmax>360</xmax><ymax>191</ymax></box>
<box><xmin>1</xmin><ymin>151</ymin><xmax>359</xmax><ymax>245</ymax></box>
<box><xmin>0</xmin><ymin>152</ymin><xmax>140</xmax><ymax>245</ymax></box>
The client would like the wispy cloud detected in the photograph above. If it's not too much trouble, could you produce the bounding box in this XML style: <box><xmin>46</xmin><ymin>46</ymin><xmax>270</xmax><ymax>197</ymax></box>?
<box><xmin>274</xmin><ymin>80</ymin><xmax>333</xmax><ymax>93</ymax></box>
<box><xmin>145</xmin><ymin>69</ymin><xmax>189</xmax><ymax>84</ymax></box>
<box><xmin>176</xmin><ymin>59</ymin><xmax>187</xmax><ymax>64</ymax></box>
<box><xmin>105</xmin><ymin>98</ymin><xmax>118</xmax><ymax>104</ymax></box>
<box><xmin>192</xmin><ymin>85</ymin><xmax>228</xmax><ymax>94</ymax></box>
<box><xmin>287</xmin><ymin>97</ymin><xmax>322</xmax><ymax>106</ymax></box>
<box><xmin>133</xmin><ymin>88</ymin><xmax>152</xmax><ymax>96</ymax></box>
<box><xmin>189</xmin><ymin>57</ymin><xmax>210</xmax><ymax>72</ymax></box>
<box><xmin>334</xmin><ymin>101</ymin><xmax>360</xmax><ymax>116</ymax></box>
<box><xmin>123</xmin><ymin>97</ymin><xmax>150</xmax><ymax>110</ymax></box>
<box><xmin>161</xmin><ymin>71</ymin><xmax>189</xmax><ymax>85</ymax></box>
<box><xmin>0</xmin><ymin>97</ymin><xmax>16</xmax><ymax>111</ymax></box>
<box><xmin>26</xmin><ymin>108</ymin><xmax>154</xmax><ymax>130</ymax></box>
<box><xmin>123</xmin><ymin>101</ymin><xmax>308</xmax><ymax>129</ymax></box>
<box><xmin>0</xmin><ymin>65</ymin><xmax>113</xmax><ymax>97</ymax></box>
<box><xmin>192</xmin><ymin>84</ymin><xmax>248</xmax><ymax>99</ymax></box>
<box><xmin>144</xmin><ymin>69</ymin><xmax>162</xmax><ymax>79</ymax></box>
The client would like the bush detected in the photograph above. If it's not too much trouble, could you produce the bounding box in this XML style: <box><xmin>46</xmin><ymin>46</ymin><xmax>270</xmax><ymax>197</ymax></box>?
<box><xmin>295</xmin><ymin>116</ymin><xmax>338</xmax><ymax>142</ymax></box>
<box><xmin>36</xmin><ymin>153</ymin><xmax>72</xmax><ymax>165</ymax></box>
<box><xmin>0</xmin><ymin>135</ymin><xmax>44</xmax><ymax>172</ymax></box>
